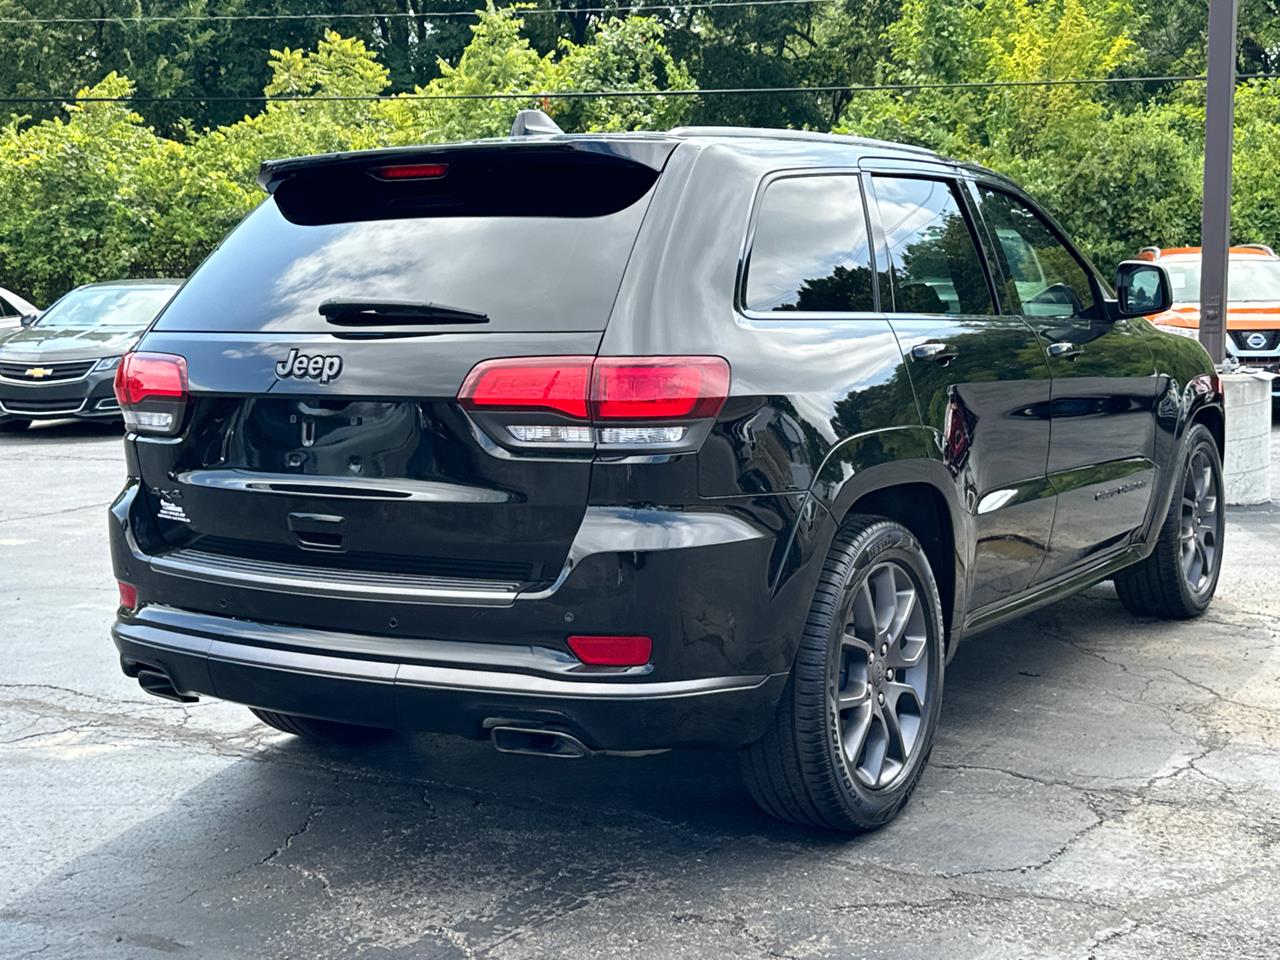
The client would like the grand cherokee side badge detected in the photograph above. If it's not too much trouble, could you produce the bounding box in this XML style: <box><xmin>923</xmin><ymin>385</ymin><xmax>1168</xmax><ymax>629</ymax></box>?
<box><xmin>275</xmin><ymin>348</ymin><xmax>343</xmax><ymax>384</ymax></box>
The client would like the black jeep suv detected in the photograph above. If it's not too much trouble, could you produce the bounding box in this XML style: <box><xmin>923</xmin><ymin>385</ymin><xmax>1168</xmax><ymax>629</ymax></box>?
<box><xmin>109</xmin><ymin>125</ymin><xmax>1224</xmax><ymax>832</ymax></box>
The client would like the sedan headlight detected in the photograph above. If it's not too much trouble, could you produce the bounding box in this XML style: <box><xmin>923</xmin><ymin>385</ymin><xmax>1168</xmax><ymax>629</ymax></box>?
<box><xmin>94</xmin><ymin>356</ymin><xmax>124</xmax><ymax>372</ymax></box>
<box><xmin>1152</xmin><ymin>323</ymin><xmax>1201</xmax><ymax>340</ymax></box>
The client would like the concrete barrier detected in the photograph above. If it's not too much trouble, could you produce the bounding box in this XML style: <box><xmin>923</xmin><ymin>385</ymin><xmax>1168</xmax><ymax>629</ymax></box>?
<box><xmin>1221</xmin><ymin>371</ymin><xmax>1273</xmax><ymax>505</ymax></box>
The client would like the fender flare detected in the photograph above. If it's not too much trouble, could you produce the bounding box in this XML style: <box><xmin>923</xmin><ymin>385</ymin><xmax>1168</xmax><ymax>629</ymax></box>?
<box><xmin>797</xmin><ymin>426</ymin><xmax>972</xmax><ymax>652</ymax></box>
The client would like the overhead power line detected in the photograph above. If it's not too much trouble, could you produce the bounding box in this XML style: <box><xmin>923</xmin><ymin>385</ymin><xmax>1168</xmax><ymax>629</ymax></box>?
<box><xmin>0</xmin><ymin>0</ymin><xmax>839</xmax><ymax>26</ymax></box>
<box><xmin>2</xmin><ymin>73</ymin><xmax>1276</xmax><ymax>105</ymax></box>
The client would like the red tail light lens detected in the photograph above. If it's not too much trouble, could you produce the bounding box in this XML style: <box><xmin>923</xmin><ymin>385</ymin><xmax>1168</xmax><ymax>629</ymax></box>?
<box><xmin>458</xmin><ymin>355</ymin><xmax>730</xmax><ymax>452</ymax></box>
<box><xmin>114</xmin><ymin>352</ymin><xmax>188</xmax><ymax>435</ymax></box>
<box><xmin>458</xmin><ymin>357</ymin><xmax>594</xmax><ymax>418</ymax></box>
<box><xmin>117</xmin><ymin>581</ymin><xmax>138</xmax><ymax>611</ymax></box>
<box><xmin>567</xmin><ymin>635</ymin><xmax>652</xmax><ymax>666</ymax></box>
<box><xmin>591</xmin><ymin>357</ymin><xmax>730</xmax><ymax>420</ymax></box>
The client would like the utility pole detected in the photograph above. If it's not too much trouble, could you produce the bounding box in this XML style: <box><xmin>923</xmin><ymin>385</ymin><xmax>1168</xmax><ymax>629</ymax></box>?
<box><xmin>1198</xmin><ymin>0</ymin><xmax>1239</xmax><ymax>365</ymax></box>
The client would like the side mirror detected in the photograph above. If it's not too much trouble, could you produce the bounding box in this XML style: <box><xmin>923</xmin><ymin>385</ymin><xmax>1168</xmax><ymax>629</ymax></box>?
<box><xmin>1114</xmin><ymin>261</ymin><xmax>1172</xmax><ymax>318</ymax></box>
<box><xmin>18</xmin><ymin>312</ymin><xmax>38</xmax><ymax>328</ymax></box>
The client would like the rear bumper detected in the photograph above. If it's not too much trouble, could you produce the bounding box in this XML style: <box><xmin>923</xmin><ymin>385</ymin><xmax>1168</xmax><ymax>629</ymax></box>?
<box><xmin>110</xmin><ymin>481</ymin><xmax>816</xmax><ymax>751</ymax></box>
<box><xmin>113</xmin><ymin>605</ymin><xmax>787</xmax><ymax>751</ymax></box>
<box><xmin>0</xmin><ymin>366</ymin><xmax>121</xmax><ymax>420</ymax></box>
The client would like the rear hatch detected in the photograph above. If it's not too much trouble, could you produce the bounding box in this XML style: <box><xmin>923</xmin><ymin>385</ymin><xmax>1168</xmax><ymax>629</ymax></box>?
<box><xmin>130</xmin><ymin>139</ymin><xmax>676</xmax><ymax>593</ymax></box>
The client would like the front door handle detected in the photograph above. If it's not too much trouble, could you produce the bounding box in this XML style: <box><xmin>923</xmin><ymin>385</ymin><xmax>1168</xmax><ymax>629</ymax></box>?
<box><xmin>911</xmin><ymin>341</ymin><xmax>959</xmax><ymax>364</ymax></box>
<box><xmin>1047</xmin><ymin>341</ymin><xmax>1084</xmax><ymax>361</ymax></box>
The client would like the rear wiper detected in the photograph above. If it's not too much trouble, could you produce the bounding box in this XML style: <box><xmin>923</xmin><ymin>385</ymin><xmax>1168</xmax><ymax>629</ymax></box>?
<box><xmin>319</xmin><ymin>299</ymin><xmax>489</xmax><ymax>326</ymax></box>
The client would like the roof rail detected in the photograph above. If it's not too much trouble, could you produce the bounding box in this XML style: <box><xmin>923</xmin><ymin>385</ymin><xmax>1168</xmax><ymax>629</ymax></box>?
<box><xmin>667</xmin><ymin>125</ymin><xmax>940</xmax><ymax>156</ymax></box>
<box><xmin>1138</xmin><ymin>246</ymin><xmax>1162</xmax><ymax>258</ymax></box>
<box><xmin>511</xmin><ymin>109</ymin><xmax>564</xmax><ymax>137</ymax></box>
<box><xmin>1236</xmin><ymin>243</ymin><xmax>1277</xmax><ymax>257</ymax></box>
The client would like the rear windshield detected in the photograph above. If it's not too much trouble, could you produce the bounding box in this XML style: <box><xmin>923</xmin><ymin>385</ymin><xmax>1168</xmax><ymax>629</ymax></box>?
<box><xmin>155</xmin><ymin>152</ymin><xmax>663</xmax><ymax>335</ymax></box>
<box><xmin>38</xmin><ymin>285</ymin><xmax>176</xmax><ymax>331</ymax></box>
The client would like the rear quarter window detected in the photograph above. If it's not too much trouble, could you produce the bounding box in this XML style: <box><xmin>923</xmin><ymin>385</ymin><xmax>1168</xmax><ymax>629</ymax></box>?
<box><xmin>743</xmin><ymin>174</ymin><xmax>876</xmax><ymax>314</ymax></box>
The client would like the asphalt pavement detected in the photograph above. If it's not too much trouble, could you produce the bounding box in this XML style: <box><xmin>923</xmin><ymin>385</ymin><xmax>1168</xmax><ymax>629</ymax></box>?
<box><xmin>2</xmin><ymin>418</ymin><xmax>1278</xmax><ymax>959</ymax></box>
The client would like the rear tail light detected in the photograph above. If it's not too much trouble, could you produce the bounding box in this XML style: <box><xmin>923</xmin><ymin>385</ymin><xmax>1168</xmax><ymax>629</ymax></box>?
<box><xmin>458</xmin><ymin>357</ymin><xmax>593</xmax><ymax>418</ymax></box>
<box><xmin>458</xmin><ymin>355</ymin><xmax>730</xmax><ymax>452</ymax></box>
<box><xmin>591</xmin><ymin>357</ymin><xmax>730</xmax><ymax>420</ymax></box>
<box><xmin>567</xmin><ymin>635</ymin><xmax>652</xmax><ymax>667</ymax></box>
<box><xmin>117</xmin><ymin>581</ymin><xmax>138</xmax><ymax>612</ymax></box>
<box><xmin>114</xmin><ymin>352</ymin><xmax>188</xmax><ymax>436</ymax></box>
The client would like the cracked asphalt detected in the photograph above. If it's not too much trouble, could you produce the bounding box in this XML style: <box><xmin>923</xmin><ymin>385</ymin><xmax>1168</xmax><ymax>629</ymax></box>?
<box><xmin>2</xmin><ymin>418</ymin><xmax>1279</xmax><ymax>960</ymax></box>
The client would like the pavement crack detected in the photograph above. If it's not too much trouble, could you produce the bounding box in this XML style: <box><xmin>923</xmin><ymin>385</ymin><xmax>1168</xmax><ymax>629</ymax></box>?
<box><xmin>257</xmin><ymin>801</ymin><xmax>335</xmax><ymax>897</ymax></box>
<box><xmin>259</xmin><ymin>801</ymin><xmax>324</xmax><ymax>867</ymax></box>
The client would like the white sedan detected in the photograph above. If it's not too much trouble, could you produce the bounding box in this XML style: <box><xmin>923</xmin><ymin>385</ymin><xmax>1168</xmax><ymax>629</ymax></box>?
<box><xmin>0</xmin><ymin>286</ymin><xmax>39</xmax><ymax>330</ymax></box>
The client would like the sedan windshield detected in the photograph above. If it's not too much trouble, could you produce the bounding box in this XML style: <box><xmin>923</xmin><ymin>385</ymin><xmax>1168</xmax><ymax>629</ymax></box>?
<box><xmin>36</xmin><ymin>285</ymin><xmax>177</xmax><ymax>330</ymax></box>
<box><xmin>1163</xmin><ymin>258</ymin><xmax>1280</xmax><ymax>303</ymax></box>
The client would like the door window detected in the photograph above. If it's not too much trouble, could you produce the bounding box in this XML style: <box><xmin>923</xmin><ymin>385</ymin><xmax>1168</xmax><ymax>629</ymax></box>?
<box><xmin>744</xmin><ymin>175</ymin><xmax>876</xmax><ymax>313</ymax></box>
<box><xmin>976</xmin><ymin>186</ymin><xmax>1099</xmax><ymax>320</ymax></box>
<box><xmin>873</xmin><ymin>176</ymin><xmax>993</xmax><ymax>316</ymax></box>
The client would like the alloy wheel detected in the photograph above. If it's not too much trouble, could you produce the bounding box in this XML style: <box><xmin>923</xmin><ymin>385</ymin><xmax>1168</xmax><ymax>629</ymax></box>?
<box><xmin>1180</xmin><ymin>448</ymin><xmax>1222</xmax><ymax>596</ymax></box>
<box><xmin>832</xmin><ymin>561</ymin><xmax>932</xmax><ymax>791</ymax></box>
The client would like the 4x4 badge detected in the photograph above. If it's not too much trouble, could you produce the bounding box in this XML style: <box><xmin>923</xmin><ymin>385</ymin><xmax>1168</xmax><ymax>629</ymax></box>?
<box><xmin>275</xmin><ymin>348</ymin><xmax>343</xmax><ymax>384</ymax></box>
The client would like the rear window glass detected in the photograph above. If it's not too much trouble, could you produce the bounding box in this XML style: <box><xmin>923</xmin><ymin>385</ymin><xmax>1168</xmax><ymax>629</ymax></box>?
<box><xmin>744</xmin><ymin>175</ymin><xmax>875</xmax><ymax>313</ymax></box>
<box><xmin>155</xmin><ymin>154</ymin><xmax>662</xmax><ymax>334</ymax></box>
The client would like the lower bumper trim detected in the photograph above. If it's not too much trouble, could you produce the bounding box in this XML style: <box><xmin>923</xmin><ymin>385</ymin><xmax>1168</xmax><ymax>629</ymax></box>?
<box><xmin>113</xmin><ymin>611</ymin><xmax>787</xmax><ymax>751</ymax></box>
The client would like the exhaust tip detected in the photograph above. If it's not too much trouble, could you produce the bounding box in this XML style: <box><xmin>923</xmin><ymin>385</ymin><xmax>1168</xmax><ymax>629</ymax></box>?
<box><xmin>135</xmin><ymin>668</ymin><xmax>199</xmax><ymax>704</ymax></box>
<box><xmin>490</xmin><ymin>725</ymin><xmax>591</xmax><ymax>759</ymax></box>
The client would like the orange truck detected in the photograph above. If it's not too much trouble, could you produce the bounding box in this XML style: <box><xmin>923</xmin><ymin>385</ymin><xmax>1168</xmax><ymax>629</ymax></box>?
<box><xmin>1138</xmin><ymin>244</ymin><xmax>1280</xmax><ymax>399</ymax></box>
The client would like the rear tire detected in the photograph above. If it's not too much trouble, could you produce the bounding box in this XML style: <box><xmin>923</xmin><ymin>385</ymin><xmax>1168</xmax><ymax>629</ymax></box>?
<box><xmin>0</xmin><ymin>418</ymin><xmax>30</xmax><ymax>432</ymax></box>
<box><xmin>740</xmin><ymin>516</ymin><xmax>945</xmax><ymax>833</ymax></box>
<box><xmin>250</xmin><ymin>708</ymin><xmax>395</xmax><ymax>744</ymax></box>
<box><xmin>1114</xmin><ymin>423</ymin><xmax>1223</xmax><ymax>620</ymax></box>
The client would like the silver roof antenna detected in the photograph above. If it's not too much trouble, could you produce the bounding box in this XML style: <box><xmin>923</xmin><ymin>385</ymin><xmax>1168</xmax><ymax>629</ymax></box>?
<box><xmin>511</xmin><ymin>108</ymin><xmax>564</xmax><ymax>137</ymax></box>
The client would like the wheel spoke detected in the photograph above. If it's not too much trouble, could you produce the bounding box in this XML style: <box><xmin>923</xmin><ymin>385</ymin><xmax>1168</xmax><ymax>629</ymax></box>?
<box><xmin>855</xmin><ymin>712</ymin><xmax>888</xmax><ymax>786</ymax></box>
<box><xmin>841</xmin><ymin>631</ymin><xmax>874</xmax><ymax>658</ymax></box>
<box><xmin>884</xmin><ymin>679</ymin><xmax>922</xmax><ymax>721</ymax></box>
<box><xmin>879</xmin><ymin>704</ymin><xmax>909</xmax><ymax>784</ymax></box>
<box><xmin>872</xmin><ymin>566</ymin><xmax>899</xmax><ymax>638</ymax></box>
<box><xmin>888</xmin><ymin>580</ymin><xmax>917</xmax><ymax>643</ymax></box>
<box><xmin>837</xmin><ymin>681</ymin><xmax>870</xmax><ymax>712</ymax></box>
<box><xmin>852</xmin><ymin>580</ymin><xmax>876</xmax><ymax>639</ymax></box>
<box><xmin>841</xmin><ymin>703</ymin><xmax>873</xmax><ymax>763</ymax></box>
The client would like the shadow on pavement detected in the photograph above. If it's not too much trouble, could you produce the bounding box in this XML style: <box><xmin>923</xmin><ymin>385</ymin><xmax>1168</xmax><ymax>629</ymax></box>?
<box><xmin>2</xmin><ymin>584</ymin><xmax>1217</xmax><ymax>958</ymax></box>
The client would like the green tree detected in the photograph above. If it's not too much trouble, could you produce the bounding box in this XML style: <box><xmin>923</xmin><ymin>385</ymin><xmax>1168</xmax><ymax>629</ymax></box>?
<box><xmin>0</xmin><ymin>73</ymin><xmax>172</xmax><ymax>302</ymax></box>
<box><xmin>0</xmin><ymin>8</ymin><xmax>698</xmax><ymax>297</ymax></box>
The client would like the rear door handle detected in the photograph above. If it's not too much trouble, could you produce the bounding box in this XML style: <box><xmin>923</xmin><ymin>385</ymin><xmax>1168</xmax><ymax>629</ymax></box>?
<box><xmin>1047</xmin><ymin>341</ymin><xmax>1084</xmax><ymax>360</ymax></box>
<box><xmin>911</xmin><ymin>341</ymin><xmax>958</xmax><ymax>364</ymax></box>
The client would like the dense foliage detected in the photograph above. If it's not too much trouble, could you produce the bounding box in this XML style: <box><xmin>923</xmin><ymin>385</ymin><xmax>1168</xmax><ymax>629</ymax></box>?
<box><xmin>0</xmin><ymin>0</ymin><xmax>1278</xmax><ymax>304</ymax></box>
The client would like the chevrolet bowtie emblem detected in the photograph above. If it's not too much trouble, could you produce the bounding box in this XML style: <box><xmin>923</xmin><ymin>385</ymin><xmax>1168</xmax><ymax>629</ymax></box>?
<box><xmin>25</xmin><ymin>367</ymin><xmax>54</xmax><ymax>378</ymax></box>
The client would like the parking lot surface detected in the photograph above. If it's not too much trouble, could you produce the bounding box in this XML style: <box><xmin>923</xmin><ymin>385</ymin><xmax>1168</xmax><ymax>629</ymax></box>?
<box><xmin>2</xmin><ymin>419</ymin><xmax>1278</xmax><ymax>960</ymax></box>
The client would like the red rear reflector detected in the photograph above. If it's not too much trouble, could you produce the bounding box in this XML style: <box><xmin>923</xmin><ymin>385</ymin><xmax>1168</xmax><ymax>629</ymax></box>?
<box><xmin>114</xmin><ymin>352</ymin><xmax>188</xmax><ymax>406</ymax></box>
<box><xmin>371</xmin><ymin>162</ymin><xmax>449</xmax><ymax>180</ymax></box>
<box><xmin>458</xmin><ymin>357</ymin><xmax>594</xmax><ymax>418</ymax></box>
<box><xmin>567</xmin><ymin>635</ymin><xmax>653</xmax><ymax>667</ymax></box>
<box><xmin>591</xmin><ymin>356</ymin><xmax>730</xmax><ymax>420</ymax></box>
<box><xmin>117</xmin><ymin>581</ymin><xmax>138</xmax><ymax>611</ymax></box>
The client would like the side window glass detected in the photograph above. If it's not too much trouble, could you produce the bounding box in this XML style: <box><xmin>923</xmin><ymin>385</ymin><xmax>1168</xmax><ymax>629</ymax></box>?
<box><xmin>744</xmin><ymin>175</ymin><xmax>875</xmax><ymax>313</ymax></box>
<box><xmin>0</xmin><ymin>296</ymin><xmax>15</xmax><ymax>318</ymax></box>
<box><xmin>976</xmin><ymin>186</ymin><xmax>1098</xmax><ymax>320</ymax></box>
<box><xmin>873</xmin><ymin>176</ymin><xmax>993</xmax><ymax>316</ymax></box>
